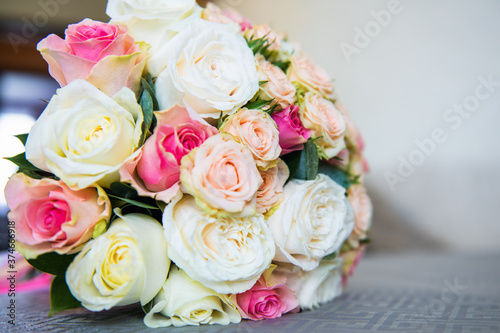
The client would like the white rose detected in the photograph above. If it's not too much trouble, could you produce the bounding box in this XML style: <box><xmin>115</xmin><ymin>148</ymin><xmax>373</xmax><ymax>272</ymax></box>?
<box><xmin>25</xmin><ymin>80</ymin><xmax>143</xmax><ymax>189</ymax></box>
<box><xmin>267</xmin><ymin>174</ymin><xmax>354</xmax><ymax>271</ymax></box>
<box><xmin>153</xmin><ymin>20</ymin><xmax>259</xmax><ymax>119</ymax></box>
<box><xmin>106</xmin><ymin>0</ymin><xmax>202</xmax><ymax>56</ymax></box>
<box><xmin>66</xmin><ymin>213</ymin><xmax>170</xmax><ymax>311</ymax></box>
<box><xmin>274</xmin><ymin>258</ymin><xmax>343</xmax><ymax>310</ymax></box>
<box><xmin>163</xmin><ymin>193</ymin><xmax>275</xmax><ymax>294</ymax></box>
<box><xmin>144</xmin><ymin>266</ymin><xmax>241</xmax><ymax>328</ymax></box>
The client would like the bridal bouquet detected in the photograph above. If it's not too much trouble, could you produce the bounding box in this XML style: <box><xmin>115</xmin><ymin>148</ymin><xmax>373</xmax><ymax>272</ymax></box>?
<box><xmin>4</xmin><ymin>0</ymin><xmax>372</xmax><ymax>327</ymax></box>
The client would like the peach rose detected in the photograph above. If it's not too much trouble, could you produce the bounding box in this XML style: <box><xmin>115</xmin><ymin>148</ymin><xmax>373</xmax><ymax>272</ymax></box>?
<box><xmin>245</xmin><ymin>24</ymin><xmax>284</xmax><ymax>51</ymax></box>
<box><xmin>256</xmin><ymin>159</ymin><xmax>289</xmax><ymax>215</ymax></box>
<box><xmin>301</xmin><ymin>92</ymin><xmax>346</xmax><ymax>159</ymax></box>
<box><xmin>37</xmin><ymin>19</ymin><xmax>148</xmax><ymax>96</ymax></box>
<box><xmin>4</xmin><ymin>173</ymin><xmax>111</xmax><ymax>259</ymax></box>
<box><xmin>180</xmin><ymin>134</ymin><xmax>262</xmax><ymax>218</ymax></box>
<box><xmin>256</xmin><ymin>55</ymin><xmax>296</xmax><ymax>110</ymax></box>
<box><xmin>347</xmin><ymin>185</ymin><xmax>372</xmax><ymax>247</ymax></box>
<box><xmin>288</xmin><ymin>53</ymin><xmax>334</xmax><ymax>98</ymax></box>
<box><xmin>220</xmin><ymin>109</ymin><xmax>281</xmax><ymax>170</ymax></box>
<box><xmin>120</xmin><ymin>106</ymin><xmax>217</xmax><ymax>203</ymax></box>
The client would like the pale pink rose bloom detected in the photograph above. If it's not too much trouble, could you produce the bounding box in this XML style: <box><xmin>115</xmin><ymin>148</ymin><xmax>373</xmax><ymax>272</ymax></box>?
<box><xmin>37</xmin><ymin>18</ymin><xmax>148</xmax><ymax>96</ymax></box>
<box><xmin>256</xmin><ymin>55</ymin><xmax>296</xmax><ymax>110</ymax></box>
<box><xmin>256</xmin><ymin>159</ymin><xmax>289</xmax><ymax>215</ymax></box>
<box><xmin>180</xmin><ymin>134</ymin><xmax>263</xmax><ymax>217</ymax></box>
<box><xmin>120</xmin><ymin>106</ymin><xmax>218</xmax><ymax>204</ymax></box>
<box><xmin>220</xmin><ymin>109</ymin><xmax>281</xmax><ymax>170</ymax></box>
<box><xmin>202</xmin><ymin>3</ymin><xmax>252</xmax><ymax>31</ymax></box>
<box><xmin>288</xmin><ymin>53</ymin><xmax>335</xmax><ymax>98</ymax></box>
<box><xmin>233</xmin><ymin>265</ymin><xmax>299</xmax><ymax>320</ymax></box>
<box><xmin>272</xmin><ymin>104</ymin><xmax>310</xmax><ymax>155</ymax></box>
<box><xmin>4</xmin><ymin>173</ymin><xmax>111</xmax><ymax>259</ymax></box>
<box><xmin>336</xmin><ymin>102</ymin><xmax>365</xmax><ymax>152</ymax></box>
<box><xmin>246</xmin><ymin>24</ymin><xmax>284</xmax><ymax>51</ymax></box>
<box><xmin>347</xmin><ymin>185</ymin><xmax>373</xmax><ymax>247</ymax></box>
<box><xmin>341</xmin><ymin>245</ymin><xmax>366</xmax><ymax>286</ymax></box>
<box><xmin>301</xmin><ymin>93</ymin><xmax>347</xmax><ymax>159</ymax></box>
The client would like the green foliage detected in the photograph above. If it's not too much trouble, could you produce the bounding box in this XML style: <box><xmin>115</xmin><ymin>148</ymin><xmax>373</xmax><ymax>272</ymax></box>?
<box><xmin>138</xmin><ymin>75</ymin><xmax>159</xmax><ymax>145</ymax></box>
<box><xmin>105</xmin><ymin>182</ymin><xmax>162</xmax><ymax>221</ymax></box>
<box><xmin>49</xmin><ymin>275</ymin><xmax>82</xmax><ymax>316</ymax></box>
<box><xmin>27</xmin><ymin>252</ymin><xmax>77</xmax><ymax>276</ymax></box>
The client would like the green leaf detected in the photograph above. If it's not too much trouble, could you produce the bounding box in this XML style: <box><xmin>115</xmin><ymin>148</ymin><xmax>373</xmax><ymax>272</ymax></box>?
<box><xmin>27</xmin><ymin>252</ymin><xmax>77</xmax><ymax>276</ymax></box>
<box><xmin>281</xmin><ymin>149</ymin><xmax>302</xmax><ymax>183</ymax></box>
<box><xmin>323</xmin><ymin>252</ymin><xmax>337</xmax><ymax>261</ymax></box>
<box><xmin>317</xmin><ymin>162</ymin><xmax>351</xmax><ymax>190</ymax></box>
<box><xmin>107</xmin><ymin>194</ymin><xmax>160</xmax><ymax>210</ymax></box>
<box><xmin>14</xmin><ymin>133</ymin><xmax>29</xmax><ymax>146</ymax></box>
<box><xmin>108</xmin><ymin>182</ymin><xmax>139</xmax><ymax>199</ymax></box>
<box><xmin>141</xmin><ymin>76</ymin><xmax>159</xmax><ymax>111</ymax></box>
<box><xmin>304</xmin><ymin>140</ymin><xmax>319</xmax><ymax>180</ymax></box>
<box><xmin>5</xmin><ymin>152</ymin><xmax>39</xmax><ymax>171</ymax></box>
<box><xmin>271</xmin><ymin>60</ymin><xmax>291</xmax><ymax>73</ymax></box>
<box><xmin>142</xmin><ymin>300</ymin><xmax>154</xmax><ymax>314</ymax></box>
<box><xmin>139</xmin><ymin>90</ymin><xmax>154</xmax><ymax>146</ymax></box>
<box><xmin>245</xmin><ymin>98</ymin><xmax>271</xmax><ymax>110</ymax></box>
<box><xmin>49</xmin><ymin>275</ymin><xmax>82</xmax><ymax>316</ymax></box>
<box><xmin>359</xmin><ymin>238</ymin><xmax>371</xmax><ymax>244</ymax></box>
<box><xmin>217</xmin><ymin>112</ymin><xmax>226</xmax><ymax>130</ymax></box>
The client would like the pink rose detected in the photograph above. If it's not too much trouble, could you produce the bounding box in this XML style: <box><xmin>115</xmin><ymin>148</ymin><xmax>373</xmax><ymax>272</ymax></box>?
<box><xmin>120</xmin><ymin>106</ymin><xmax>218</xmax><ymax>203</ymax></box>
<box><xmin>37</xmin><ymin>19</ymin><xmax>148</xmax><ymax>96</ymax></box>
<box><xmin>4</xmin><ymin>173</ymin><xmax>111</xmax><ymax>259</ymax></box>
<box><xmin>234</xmin><ymin>265</ymin><xmax>299</xmax><ymax>320</ymax></box>
<box><xmin>288</xmin><ymin>53</ymin><xmax>334</xmax><ymax>98</ymax></box>
<box><xmin>272</xmin><ymin>104</ymin><xmax>311</xmax><ymax>155</ymax></box>
<box><xmin>180</xmin><ymin>134</ymin><xmax>263</xmax><ymax>217</ymax></box>
<box><xmin>220</xmin><ymin>109</ymin><xmax>281</xmax><ymax>170</ymax></box>
<box><xmin>256</xmin><ymin>55</ymin><xmax>296</xmax><ymax>110</ymax></box>
<box><xmin>256</xmin><ymin>159</ymin><xmax>289</xmax><ymax>215</ymax></box>
<box><xmin>347</xmin><ymin>185</ymin><xmax>373</xmax><ymax>248</ymax></box>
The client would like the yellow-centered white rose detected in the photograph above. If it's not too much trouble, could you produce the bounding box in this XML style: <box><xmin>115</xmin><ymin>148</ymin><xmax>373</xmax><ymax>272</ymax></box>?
<box><xmin>25</xmin><ymin>80</ymin><xmax>143</xmax><ymax>189</ymax></box>
<box><xmin>267</xmin><ymin>174</ymin><xmax>354</xmax><ymax>271</ymax></box>
<box><xmin>153</xmin><ymin>20</ymin><xmax>259</xmax><ymax>119</ymax></box>
<box><xmin>66</xmin><ymin>213</ymin><xmax>170</xmax><ymax>311</ymax></box>
<box><xmin>162</xmin><ymin>193</ymin><xmax>275</xmax><ymax>294</ymax></box>
<box><xmin>144</xmin><ymin>266</ymin><xmax>241</xmax><ymax>328</ymax></box>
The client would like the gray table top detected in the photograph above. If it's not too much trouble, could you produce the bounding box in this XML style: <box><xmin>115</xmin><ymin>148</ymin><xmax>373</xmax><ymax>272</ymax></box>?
<box><xmin>2</xmin><ymin>251</ymin><xmax>499</xmax><ymax>333</ymax></box>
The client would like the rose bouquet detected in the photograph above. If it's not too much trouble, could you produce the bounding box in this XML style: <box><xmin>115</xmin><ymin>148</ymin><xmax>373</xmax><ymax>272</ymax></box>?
<box><xmin>4</xmin><ymin>0</ymin><xmax>372</xmax><ymax>327</ymax></box>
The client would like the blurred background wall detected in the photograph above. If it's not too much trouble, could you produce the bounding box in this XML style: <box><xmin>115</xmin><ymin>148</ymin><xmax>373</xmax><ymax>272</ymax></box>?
<box><xmin>1</xmin><ymin>0</ymin><xmax>499</xmax><ymax>253</ymax></box>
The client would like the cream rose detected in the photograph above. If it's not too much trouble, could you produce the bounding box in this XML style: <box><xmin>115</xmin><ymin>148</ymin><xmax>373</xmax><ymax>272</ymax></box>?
<box><xmin>25</xmin><ymin>80</ymin><xmax>143</xmax><ymax>189</ymax></box>
<box><xmin>256</xmin><ymin>55</ymin><xmax>296</xmax><ymax>110</ymax></box>
<box><xmin>162</xmin><ymin>193</ymin><xmax>275</xmax><ymax>294</ymax></box>
<box><xmin>144</xmin><ymin>266</ymin><xmax>241</xmax><ymax>328</ymax></box>
<box><xmin>180</xmin><ymin>134</ymin><xmax>262</xmax><ymax>218</ymax></box>
<box><xmin>274</xmin><ymin>258</ymin><xmax>344</xmax><ymax>310</ymax></box>
<box><xmin>301</xmin><ymin>92</ymin><xmax>346</xmax><ymax>159</ymax></box>
<box><xmin>153</xmin><ymin>20</ymin><xmax>259</xmax><ymax>119</ymax></box>
<box><xmin>106</xmin><ymin>0</ymin><xmax>201</xmax><ymax>56</ymax></box>
<box><xmin>220</xmin><ymin>109</ymin><xmax>281</xmax><ymax>170</ymax></box>
<box><xmin>288</xmin><ymin>53</ymin><xmax>334</xmax><ymax>98</ymax></box>
<box><xmin>256</xmin><ymin>159</ymin><xmax>289</xmax><ymax>215</ymax></box>
<box><xmin>267</xmin><ymin>174</ymin><xmax>354</xmax><ymax>271</ymax></box>
<box><xmin>66</xmin><ymin>213</ymin><xmax>170</xmax><ymax>311</ymax></box>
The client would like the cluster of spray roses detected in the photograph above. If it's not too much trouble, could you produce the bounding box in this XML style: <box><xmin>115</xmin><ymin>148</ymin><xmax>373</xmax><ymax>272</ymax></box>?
<box><xmin>4</xmin><ymin>0</ymin><xmax>372</xmax><ymax>328</ymax></box>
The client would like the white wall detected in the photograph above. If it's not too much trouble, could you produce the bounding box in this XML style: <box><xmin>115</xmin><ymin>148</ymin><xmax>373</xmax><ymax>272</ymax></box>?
<box><xmin>225</xmin><ymin>0</ymin><xmax>500</xmax><ymax>252</ymax></box>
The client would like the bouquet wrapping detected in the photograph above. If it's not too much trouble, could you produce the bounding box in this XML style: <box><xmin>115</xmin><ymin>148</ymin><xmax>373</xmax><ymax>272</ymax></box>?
<box><xmin>4</xmin><ymin>0</ymin><xmax>372</xmax><ymax>327</ymax></box>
